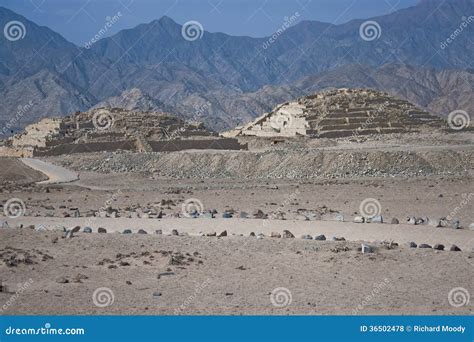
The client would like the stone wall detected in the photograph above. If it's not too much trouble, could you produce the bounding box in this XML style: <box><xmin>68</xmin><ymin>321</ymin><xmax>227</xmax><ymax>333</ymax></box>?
<box><xmin>33</xmin><ymin>141</ymin><xmax>137</xmax><ymax>156</ymax></box>
<box><xmin>148</xmin><ymin>138</ymin><xmax>246</xmax><ymax>152</ymax></box>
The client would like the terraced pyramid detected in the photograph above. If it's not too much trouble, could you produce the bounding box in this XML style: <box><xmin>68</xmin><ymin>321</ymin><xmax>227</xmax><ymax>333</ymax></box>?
<box><xmin>231</xmin><ymin>88</ymin><xmax>444</xmax><ymax>138</ymax></box>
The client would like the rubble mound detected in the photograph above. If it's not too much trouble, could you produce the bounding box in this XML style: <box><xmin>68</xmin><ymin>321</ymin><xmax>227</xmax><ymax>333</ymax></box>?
<box><xmin>1</xmin><ymin>109</ymin><xmax>246</xmax><ymax>156</ymax></box>
<box><xmin>231</xmin><ymin>88</ymin><xmax>444</xmax><ymax>138</ymax></box>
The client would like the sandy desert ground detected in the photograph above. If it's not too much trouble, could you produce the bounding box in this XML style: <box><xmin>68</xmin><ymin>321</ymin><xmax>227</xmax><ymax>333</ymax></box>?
<box><xmin>0</xmin><ymin>133</ymin><xmax>473</xmax><ymax>315</ymax></box>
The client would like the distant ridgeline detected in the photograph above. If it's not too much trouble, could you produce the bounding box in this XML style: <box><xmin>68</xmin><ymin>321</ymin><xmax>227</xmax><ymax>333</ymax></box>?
<box><xmin>0</xmin><ymin>108</ymin><xmax>246</xmax><ymax>157</ymax></box>
<box><xmin>225</xmin><ymin>89</ymin><xmax>446</xmax><ymax>139</ymax></box>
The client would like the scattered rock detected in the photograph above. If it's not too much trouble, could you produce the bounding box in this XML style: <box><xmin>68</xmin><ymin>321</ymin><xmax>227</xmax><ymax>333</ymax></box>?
<box><xmin>371</xmin><ymin>215</ymin><xmax>383</xmax><ymax>223</ymax></box>
<box><xmin>152</xmin><ymin>292</ymin><xmax>162</xmax><ymax>298</ymax></box>
<box><xmin>437</xmin><ymin>218</ymin><xmax>449</xmax><ymax>228</ymax></box>
<box><xmin>450</xmin><ymin>245</ymin><xmax>461</xmax><ymax>252</ymax></box>
<box><xmin>98</xmin><ymin>227</ymin><xmax>107</xmax><ymax>233</ymax></box>
<box><xmin>138</xmin><ymin>229</ymin><xmax>148</xmax><ymax>234</ymax></box>
<box><xmin>334</xmin><ymin>213</ymin><xmax>344</xmax><ymax>222</ymax></box>
<box><xmin>72</xmin><ymin>273</ymin><xmax>88</xmax><ymax>283</ymax></box>
<box><xmin>239</xmin><ymin>212</ymin><xmax>249</xmax><ymax>219</ymax></box>
<box><xmin>451</xmin><ymin>220</ymin><xmax>461</xmax><ymax>229</ymax></box>
<box><xmin>249</xmin><ymin>232</ymin><xmax>256</xmax><ymax>237</ymax></box>
<box><xmin>253</xmin><ymin>209</ymin><xmax>266</xmax><ymax>219</ymax></box>
<box><xmin>433</xmin><ymin>244</ymin><xmax>445</xmax><ymax>251</ymax></box>
<box><xmin>332</xmin><ymin>236</ymin><xmax>345</xmax><ymax>241</ymax></box>
<box><xmin>418</xmin><ymin>244</ymin><xmax>432</xmax><ymax>249</ymax></box>
<box><xmin>282</xmin><ymin>230</ymin><xmax>294</xmax><ymax>238</ymax></box>
<box><xmin>217</xmin><ymin>230</ymin><xmax>227</xmax><ymax>237</ymax></box>
<box><xmin>301</xmin><ymin>234</ymin><xmax>312</xmax><ymax>240</ymax></box>
<box><xmin>35</xmin><ymin>224</ymin><xmax>47</xmax><ymax>232</ymax></box>
<box><xmin>406</xmin><ymin>217</ymin><xmax>417</xmax><ymax>225</ymax></box>
<box><xmin>64</xmin><ymin>230</ymin><xmax>74</xmax><ymax>239</ymax></box>
<box><xmin>222</xmin><ymin>212</ymin><xmax>232</xmax><ymax>219</ymax></box>
<box><xmin>361</xmin><ymin>244</ymin><xmax>375</xmax><ymax>254</ymax></box>
<box><xmin>270</xmin><ymin>232</ymin><xmax>281</xmax><ymax>238</ymax></box>
<box><xmin>390</xmin><ymin>218</ymin><xmax>399</xmax><ymax>224</ymax></box>
<box><xmin>71</xmin><ymin>226</ymin><xmax>81</xmax><ymax>233</ymax></box>
<box><xmin>468</xmin><ymin>223</ymin><xmax>474</xmax><ymax>231</ymax></box>
<box><xmin>54</xmin><ymin>225</ymin><xmax>66</xmax><ymax>232</ymax></box>
<box><xmin>155</xmin><ymin>229</ymin><xmax>162</xmax><ymax>235</ymax></box>
<box><xmin>353</xmin><ymin>216</ymin><xmax>364</xmax><ymax>223</ymax></box>
<box><xmin>415</xmin><ymin>217</ymin><xmax>425</xmax><ymax>225</ymax></box>
<box><xmin>206</xmin><ymin>232</ymin><xmax>217</xmax><ymax>237</ymax></box>
<box><xmin>171</xmin><ymin>229</ymin><xmax>179</xmax><ymax>236</ymax></box>
<box><xmin>202</xmin><ymin>212</ymin><xmax>214</xmax><ymax>219</ymax></box>
<box><xmin>83</xmin><ymin>227</ymin><xmax>93</xmax><ymax>233</ymax></box>
<box><xmin>56</xmin><ymin>277</ymin><xmax>69</xmax><ymax>284</ymax></box>
<box><xmin>256</xmin><ymin>233</ymin><xmax>264</xmax><ymax>239</ymax></box>
<box><xmin>409</xmin><ymin>242</ymin><xmax>417</xmax><ymax>248</ymax></box>
<box><xmin>314</xmin><ymin>234</ymin><xmax>326</xmax><ymax>241</ymax></box>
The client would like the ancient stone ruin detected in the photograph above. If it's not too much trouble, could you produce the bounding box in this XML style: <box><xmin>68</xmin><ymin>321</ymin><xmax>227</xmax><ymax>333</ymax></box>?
<box><xmin>0</xmin><ymin>108</ymin><xmax>246</xmax><ymax>157</ymax></box>
<box><xmin>227</xmin><ymin>88</ymin><xmax>444</xmax><ymax>138</ymax></box>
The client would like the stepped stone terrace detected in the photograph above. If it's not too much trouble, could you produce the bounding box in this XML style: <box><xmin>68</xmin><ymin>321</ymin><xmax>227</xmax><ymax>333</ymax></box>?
<box><xmin>228</xmin><ymin>88</ymin><xmax>444</xmax><ymax>139</ymax></box>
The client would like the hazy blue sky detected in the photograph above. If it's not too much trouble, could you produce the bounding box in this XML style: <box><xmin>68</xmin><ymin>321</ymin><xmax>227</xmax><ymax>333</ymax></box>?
<box><xmin>1</xmin><ymin>0</ymin><xmax>418</xmax><ymax>45</ymax></box>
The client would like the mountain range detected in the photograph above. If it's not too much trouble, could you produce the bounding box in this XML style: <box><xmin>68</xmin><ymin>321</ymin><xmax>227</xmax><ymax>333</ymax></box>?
<box><xmin>0</xmin><ymin>0</ymin><xmax>473</xmax><ymax>134</ymax></box>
